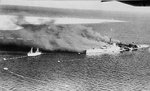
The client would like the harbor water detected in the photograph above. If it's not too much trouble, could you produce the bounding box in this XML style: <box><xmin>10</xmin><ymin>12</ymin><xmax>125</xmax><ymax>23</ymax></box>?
<box><xmin>0</xmin><ymin>49</ymin><xmax>150</xmax><ymax>91</ymax></box>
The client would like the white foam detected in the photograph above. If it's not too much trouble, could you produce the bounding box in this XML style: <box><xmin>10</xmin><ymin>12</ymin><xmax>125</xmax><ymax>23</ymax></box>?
<box><xmin>86</xmin><ymin>43</ymin><xmax>121</xmax><ymax>56</ymax></box>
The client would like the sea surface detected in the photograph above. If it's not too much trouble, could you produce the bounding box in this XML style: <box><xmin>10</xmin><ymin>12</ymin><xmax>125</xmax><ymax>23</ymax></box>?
<box><xmin>0</xmin><ymin>49</ymin><xmax>150</xmax><ymax>91</ymax></box>
<box><xmin>1</xmin><ymin>2</ymin><xmax>150</xmax><ymax>91</ymax></box>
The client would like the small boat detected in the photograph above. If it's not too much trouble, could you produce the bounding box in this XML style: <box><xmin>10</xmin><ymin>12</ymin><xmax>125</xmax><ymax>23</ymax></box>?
<box><xmin>27</xmin><ymin>48</ymin><xmax>42</xmax><ymax>56</ymax></box>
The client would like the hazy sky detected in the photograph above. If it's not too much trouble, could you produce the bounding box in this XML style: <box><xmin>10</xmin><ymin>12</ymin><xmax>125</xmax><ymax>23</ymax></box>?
<box><xmin>1</xmin><ymin>0</ymin><xmax>150</xmax><ymax>13</ymax></box>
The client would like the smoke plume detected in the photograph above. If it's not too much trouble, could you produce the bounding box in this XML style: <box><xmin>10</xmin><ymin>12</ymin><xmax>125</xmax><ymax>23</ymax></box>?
<box><xmin>0</xmin><ymin>15</ymin><xmax>120</xmax><ymax>52</ymax></box>
<box><xmin>17</xmin><ymin>24</ymin><xmax>109</xmax><ymax>52</ymax></box>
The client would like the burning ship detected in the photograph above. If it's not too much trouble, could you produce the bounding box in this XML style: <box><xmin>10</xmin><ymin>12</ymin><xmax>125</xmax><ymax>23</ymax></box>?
<box><xmin>86</xmin><ymin>39</ymin><xmax>150</xmax><ymax>56</ymax></box>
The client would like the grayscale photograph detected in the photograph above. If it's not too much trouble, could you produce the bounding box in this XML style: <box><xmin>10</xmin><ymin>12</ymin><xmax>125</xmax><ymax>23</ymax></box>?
<box><xmin>0</xmin><ymin>0</ymin><xmax>150</xmax><ymax>91</ymax></box>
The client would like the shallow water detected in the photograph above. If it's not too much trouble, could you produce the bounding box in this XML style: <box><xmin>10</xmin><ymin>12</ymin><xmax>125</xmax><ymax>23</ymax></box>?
<box><xmin>0</xmin><ymin>49</ymin><xmax>150</xmax><ymax>91</ymax></box>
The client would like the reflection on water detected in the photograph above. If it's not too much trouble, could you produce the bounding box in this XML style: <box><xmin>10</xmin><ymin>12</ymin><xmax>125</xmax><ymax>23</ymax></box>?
<box><xmin>1</xmin><ymin>50</ymin><xmax>150</xmax><ymax>91</ymax></box>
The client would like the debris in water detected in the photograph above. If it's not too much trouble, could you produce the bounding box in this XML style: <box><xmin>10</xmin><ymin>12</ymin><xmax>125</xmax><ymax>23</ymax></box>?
<box><xmin>3</xmin><ymin>58</ymin><xmax>6</xmax><ymax>60</ymax></box>
<box><xmin>3</xmin><ymin>67</ymin><xmax>8</xmax><ymax>70</ymax></box>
